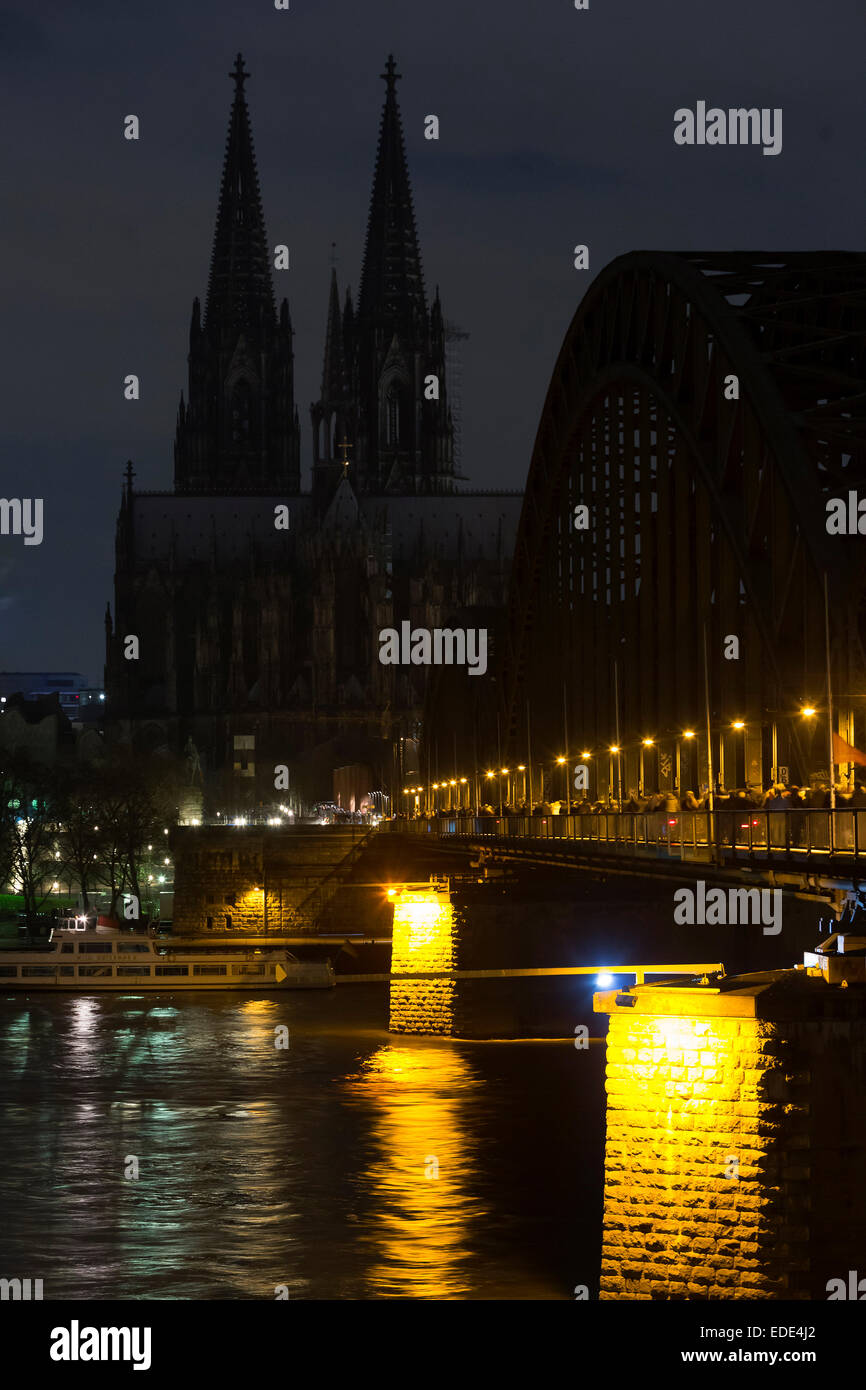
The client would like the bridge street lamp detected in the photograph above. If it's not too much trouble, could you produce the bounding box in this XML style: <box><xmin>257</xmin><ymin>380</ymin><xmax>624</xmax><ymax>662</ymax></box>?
<box><xmin>609</xmin><ymin>746</ymin><xmax>621</xmax><ymax>808</ymax></box>
<box><xmin>767</xmin><ymin>704</ymin><xmax>817</xmax><ymax>792</ymax></box>
<box><xmin>517</xmin><ymin>764</ymin><xmax>526</xmax><ymax>806</ymax></box>
<box><xmin>640</xmin><ymin>738</ymin><xmax>654</xmax><ymax>796</ymax></box>
<box><xmin>500</xmin><ymin>768</ymin><xmax>510</xmax><ymax>815</ymax></box>
<box><xmin>799</xmin><ymin>705</ymin><xmax>817</xmax><ymax>787</ymax></box>
<box><xmin>556</xmin><ymin>756</ymin><xmax>571</xmax><ymax>814</ymax></box>
<box><xmin>783</xmin><ymin>706</ymin><xmax>817</xmax><ymax>795</ymax></box>
<box><xmin>727</xmin><ymin>720</ymin><xmax>746</xmax><ymax>790</ymax></box>
<box><xmin>769</xmin><ymin>704</ymin><xmax>816</xmax><ymax>789</ymax></box>
<box><xmin>676</xmin><ymin>730</ymin><xmax>696</xmax><ymax>794</ymax></box>
<box><xmin>580</xmin><ymin>751</ymin><xmax>593</xmax><ymax>802</ymax></box>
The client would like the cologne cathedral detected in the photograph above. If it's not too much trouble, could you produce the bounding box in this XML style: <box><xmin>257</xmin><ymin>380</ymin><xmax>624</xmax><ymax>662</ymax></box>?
<box><xmin>105</xmin><ymin>54</ymin><xmax>522</xmax><ymax>812</ymax></box>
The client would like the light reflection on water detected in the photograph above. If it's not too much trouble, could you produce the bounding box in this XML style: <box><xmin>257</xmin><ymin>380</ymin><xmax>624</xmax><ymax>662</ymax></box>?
<box><xmin>344</xmin><ymin>1044</ymin><xmax>483</xmax><ymax>1299</ymax></box>
<box><xmin>0</xmin><ymin>988</ymin><xmax>603</xmax><ymax>1300</ymax></box>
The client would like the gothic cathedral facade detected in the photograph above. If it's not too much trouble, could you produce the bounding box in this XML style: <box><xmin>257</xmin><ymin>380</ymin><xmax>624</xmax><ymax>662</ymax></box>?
<box><xmin>105</xmin><ymin>54</ymin><xmax>521</xmax><ymax>813</ymax></box>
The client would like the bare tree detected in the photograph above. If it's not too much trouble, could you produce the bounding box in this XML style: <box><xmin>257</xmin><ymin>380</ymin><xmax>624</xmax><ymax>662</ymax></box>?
<box><xmin>0</xmin><ymin>754</ymin><xmax>63</xmax><ymax>924</ymax></box>
<box><xmin>55</xmin><ymin>770</ymin><xmax>102</xmax><ymax>911</ymax></box>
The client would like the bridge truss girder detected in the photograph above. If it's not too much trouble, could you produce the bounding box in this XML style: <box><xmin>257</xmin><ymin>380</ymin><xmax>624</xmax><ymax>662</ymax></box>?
<box><xmin>501</xmin><ymin>251</ymin><xmax>866</xmax><ymax>797</ymax></box>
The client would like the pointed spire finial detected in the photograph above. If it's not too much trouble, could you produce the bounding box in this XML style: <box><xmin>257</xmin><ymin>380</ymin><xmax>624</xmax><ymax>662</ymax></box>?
<box><xmin>205</xmin><ymin>51</ymin><xmax>274</xmax><ymax>333</ymax></box>
<box><xmin>124</xmin><ymin>460</ymin><xmax>136</xmax><ymax>492</ymax></box>
<box><xmin>381</xmin><ymin>53</ymin><xmax>400</xmax><ymax>92</ymax></box>
<box><xmin>359</xmin><ymin>53</ymin><xmax>425</xmax><ymax>330</ymax></box>
<box><xmin>231</xmin><ymin>53</ymin><xmax>249</xmax><ymax>90</ymax></box>
<box><xmin>329</xmin><ymin>240</ymin><xmax>338</xmax><ymax>270</ymax></box>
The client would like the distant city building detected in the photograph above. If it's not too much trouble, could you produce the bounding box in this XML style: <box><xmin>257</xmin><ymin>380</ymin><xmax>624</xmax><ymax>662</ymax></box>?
<box><xmin>0</xmin><ymin>690</ymin><xmax>104</xmax><ymax>765</ymax></box>
<box><xmin>0</xmin><ymin>672</ymin><xmax>95</xmax><ymax>717</ymax></box>
<box><xmin>105</xmin><ymin>53</ymin><xmax>521</xmax><ymax>811</ymax></box>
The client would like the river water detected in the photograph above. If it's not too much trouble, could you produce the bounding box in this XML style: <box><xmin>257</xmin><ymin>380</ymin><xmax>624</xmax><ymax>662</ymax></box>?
<box><xmin>0</xmin><ymin>985</ymin><xmax>605</xmax><ymax>1300</ymax></box>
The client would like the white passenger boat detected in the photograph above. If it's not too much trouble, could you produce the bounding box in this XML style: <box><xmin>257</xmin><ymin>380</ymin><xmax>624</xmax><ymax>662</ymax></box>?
<box><xmin>0</xmin><ymin>924</ymin><xmax>335</xmax><ymax>990</ymax></box>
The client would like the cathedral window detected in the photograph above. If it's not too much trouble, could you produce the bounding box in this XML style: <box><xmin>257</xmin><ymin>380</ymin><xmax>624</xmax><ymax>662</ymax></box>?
<box><xmin>386</xmin><ymin>388</ymin><xmax>400</xmax><ymax>446</ymax></box>
<box><xmin>231</xmin><ymin>380</ymin><xmax>253</xmax><ymax>443</ymax></box>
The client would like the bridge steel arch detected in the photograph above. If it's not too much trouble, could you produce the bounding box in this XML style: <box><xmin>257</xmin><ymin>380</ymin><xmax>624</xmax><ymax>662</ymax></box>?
<box><xmin>501</xmin><ymin>251</ymin><xmax>866</xmax><ymax>799</ymax></box>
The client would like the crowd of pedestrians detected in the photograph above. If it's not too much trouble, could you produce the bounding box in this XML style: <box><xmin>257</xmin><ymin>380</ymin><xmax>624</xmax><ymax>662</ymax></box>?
<box><xmin>403</xmin><ymin>782</ymin><xmax>866</xmax><ymax>819</ymax></box>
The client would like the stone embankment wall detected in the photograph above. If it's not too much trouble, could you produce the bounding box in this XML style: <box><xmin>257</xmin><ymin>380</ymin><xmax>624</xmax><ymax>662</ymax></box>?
<box><xmin>171</xmin><ymin>826</ymin><xmax>367</xmax><ymax>934</ymax></box>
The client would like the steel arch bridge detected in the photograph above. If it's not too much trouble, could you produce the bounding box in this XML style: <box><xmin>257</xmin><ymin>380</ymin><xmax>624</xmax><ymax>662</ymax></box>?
<box><xmin>500</xmin><ymin>250</ymin><xmax>866</xmax><ymax>799</ymax></box>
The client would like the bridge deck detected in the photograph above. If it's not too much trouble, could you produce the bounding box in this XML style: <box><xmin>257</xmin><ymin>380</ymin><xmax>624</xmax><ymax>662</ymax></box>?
<box><xmin>387</xmin><ymin>810</ymin><xmax>866</xmax><ymax>892</ymax></box>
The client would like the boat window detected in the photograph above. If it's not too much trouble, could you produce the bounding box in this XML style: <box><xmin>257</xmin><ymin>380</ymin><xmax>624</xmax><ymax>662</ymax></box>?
<box><xmin>78</xmin><ymin>966</ymin><xmax>113</xmax><ymax>977</ymax></box>
<box><xmin>22</xmin><ymin>967</ymin><xmax>56</xmax><ymax>977</ymax></box>
<box><xmin>177</xmin><ymin>946</ymin><xmax>249</xmax><ymax>955</ymax></box>
<box><xmin>79</xmin><ymin>943</ymin><xmax>112</xmax><ymax>954</ymax></box>
<box><xmin>234</xmin><ymin>964</ymin><xmax>265</xmax><ymax>974</ymax></box>
<box><xmin>0</xmin><ymin>966</ymin><xmax>18</xmax><ymax>976</ymax></box>
<box><xmin>59</xmin><ymin>967</ymin><xmax>75</xmax><ymax>977</ymax></box>
<box><xmin>116</xmin><ymin>966</ymin><xmax>151</xmax><ymax>976</ymax></box>
<box><xmin>119</xmin><ymin>943</ymin><xmax>151</xmax><ymax>954</ymax></box>
<box><xmin>193</xmin><ymin>965</ymin><xmax>227</xmax><ymax>976</ymax></box>
<box><xmin>61</xmin><ymin>944</ymin><xmax>75</xmax><ymax>954</ymax></box>
<box><xmin>155</xmin><ymin>966</ymin><xmax>189</xmax><ymax>976</ymax></box>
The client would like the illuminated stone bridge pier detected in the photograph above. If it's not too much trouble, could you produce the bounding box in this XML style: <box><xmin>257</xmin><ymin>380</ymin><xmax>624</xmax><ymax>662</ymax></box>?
<box><xmin>386</xmin><ymin>878</ymin><xmax>719</xmax><ymax>1038</ymax></box>
<box><xmin>593</xmin><ymin>940</ymin><xmax>866</xmax><ymax>1299</ymax></box>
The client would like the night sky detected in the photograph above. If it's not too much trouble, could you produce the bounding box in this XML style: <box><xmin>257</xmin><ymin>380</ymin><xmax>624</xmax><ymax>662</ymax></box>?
<box><xmin>1</xmin><ymin>0</ymin><xmax>862</xmax><ymax>678</ymax></box>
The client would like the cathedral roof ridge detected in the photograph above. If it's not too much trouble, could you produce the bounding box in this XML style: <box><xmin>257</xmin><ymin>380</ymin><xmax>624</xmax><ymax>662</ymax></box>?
<box><xmin>138</xmin><ymin>488</ymin><xmax>311</xmax><ymax>499</ymax></box>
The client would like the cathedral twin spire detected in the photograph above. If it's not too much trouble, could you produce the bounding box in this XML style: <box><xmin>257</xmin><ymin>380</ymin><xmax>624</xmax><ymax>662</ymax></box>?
<box><xmin>357</xmin><ymin>55</ymin><xmax>427</xmax><ymax>339</ymax></box>
<box><xmin>205</xmin><ymin>54</ymin><xmax>275</xmax><ymax>333</ymax></box>
<box><xmin>174</xmin><ymin>53</ymin><xmax>299</xmax><ymax>494</ymax></box>
<box><xmin>347</xmin><ymin>54</ymin><xmax>453</xmax><ymax>494</ymax></box>
<box><xmin>175</xmin><ymin>52</ymin><xmax>453</xmax><ymax>497</ymax></box>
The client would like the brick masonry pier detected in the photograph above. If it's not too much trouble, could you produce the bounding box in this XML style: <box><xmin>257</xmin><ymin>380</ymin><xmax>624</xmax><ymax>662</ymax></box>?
<box><xmin>170</xmin><ymin>825</ymin><xmax>370</xmax><ymax>934</ymax></box>
<box><xmin>389</xmin><ymin>881</ymin><xmax>460</xmax><ymax>1033</ymax></box>
<box><xmin>593</xmin><ymin>944</ymin><xmax>866</xmax><ymax>1299</ymax></box>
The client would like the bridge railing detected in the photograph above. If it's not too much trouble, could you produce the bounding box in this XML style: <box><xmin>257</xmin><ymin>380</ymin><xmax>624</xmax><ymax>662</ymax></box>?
<box><xmin>386</xmin><ymin>808</ymin><xmax>866</xmax><ymax>862</ymax></box>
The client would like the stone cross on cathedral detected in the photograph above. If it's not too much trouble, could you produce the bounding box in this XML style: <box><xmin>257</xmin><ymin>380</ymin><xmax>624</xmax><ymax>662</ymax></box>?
<box><xmin>230</xmin><ymin>52</ymin><xmax>249</xmax><ymax>89</ymax></box>
<box><xmin>381</xmin><ymin>53</ymin><xmax>401</xmax><ymax>89</ymax></box>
